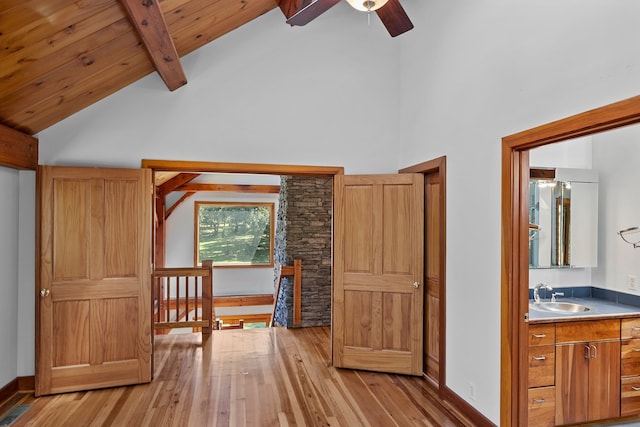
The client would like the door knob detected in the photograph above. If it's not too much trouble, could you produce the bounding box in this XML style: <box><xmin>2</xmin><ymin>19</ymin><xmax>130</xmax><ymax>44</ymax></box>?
<box><xmin>413</xmin><ymin>281</ymin><xmax>420</xmax><ymax>289</ymax></box>
<box><xmin>40</xmin><ymin>288</ymin><xmax>50</xmax><ymax>297</ymax></box>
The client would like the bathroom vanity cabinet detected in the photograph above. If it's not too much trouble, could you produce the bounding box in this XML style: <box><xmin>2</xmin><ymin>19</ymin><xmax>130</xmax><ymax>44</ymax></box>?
<box><xmin>528</xmin><ymin>317</ymin><xmax>640</xmax><ymax>426</ymax></box>
<box><xmin>554</xmin><ymin>319</ymin><xmax>620</xmax><ymax>425</ymax></box>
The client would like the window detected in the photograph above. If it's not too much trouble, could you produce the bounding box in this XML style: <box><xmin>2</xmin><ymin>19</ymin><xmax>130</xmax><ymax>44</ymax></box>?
<box><xmin>194</xmin><ymin>202</ymin><xmax>274</xmax><ymax>267</ymax></box>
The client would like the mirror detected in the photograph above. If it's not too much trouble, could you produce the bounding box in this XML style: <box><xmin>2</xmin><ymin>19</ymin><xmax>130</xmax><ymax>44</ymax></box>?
<box><xmin>528</xmin><ymin>167</ymin><xmax>598</xmax><ymax>269</ymax></box>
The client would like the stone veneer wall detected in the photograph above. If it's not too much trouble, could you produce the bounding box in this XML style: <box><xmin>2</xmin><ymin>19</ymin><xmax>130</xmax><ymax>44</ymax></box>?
<box><xmin>273</xmin><ymin>176</ymin><xmax>332</xmax><ymax>327</ymax></box>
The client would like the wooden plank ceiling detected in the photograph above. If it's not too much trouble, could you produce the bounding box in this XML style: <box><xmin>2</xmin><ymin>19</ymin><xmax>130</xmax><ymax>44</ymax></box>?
<box><xmin>0</xmin><ymin>0</ymin><xmax>292</xmax><ymax>137</ymax></box>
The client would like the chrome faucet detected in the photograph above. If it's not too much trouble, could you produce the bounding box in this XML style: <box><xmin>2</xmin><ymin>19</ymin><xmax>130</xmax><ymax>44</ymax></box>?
<box><xmin>533</xmin><ymin>283</ymin><xmax>553</xmax><ymax>303</ymax></box>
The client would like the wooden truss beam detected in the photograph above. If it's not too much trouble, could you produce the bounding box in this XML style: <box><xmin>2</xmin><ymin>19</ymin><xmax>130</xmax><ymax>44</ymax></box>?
<box><xmin>141</xmin><ymin>159</ymin><xmax>344</xmax><ymax>177</ymax></box>
<box><xmin>158</xmin><ymin>173</ymin><xmax>199</xmax><ymax>195</ymax></box>
<box><xmin>0</xmin><ymin>124</ymin><xmax>38</xmax><ymax>170</ymax></box>
<box><xmin>177</xmin><ymin>183</ymin><xmax>281</xmax><ymax>193</ymax></box>
<box><xmin>154</xmin><ymin>173</ymin><xmax>198</xmax><ymax>267</ymax></box>
<box><xmin>120</xmin><ymin>0</ymin><xmax>187</xmax><ymax>91</ymax></box>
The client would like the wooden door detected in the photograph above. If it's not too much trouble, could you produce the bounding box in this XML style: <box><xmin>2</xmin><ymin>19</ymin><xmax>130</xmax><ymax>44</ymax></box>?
<box><xmin>333</xmin><ymin>174</ymin><xmax>424</xmax><ymax>375</ymax></box>
<box><xmin>424</xmin><ymin>171</ymin><xmax>441</xmax><ymax>383</ymax></box>
<box><xmin>37</xmin><ymin>166</ymin><xmax>152</xmax><ymax>396</ymax></box>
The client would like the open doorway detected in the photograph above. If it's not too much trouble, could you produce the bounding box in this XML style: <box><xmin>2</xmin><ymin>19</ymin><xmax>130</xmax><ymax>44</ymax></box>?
<box><xmin>500</xmin><ymin>95</ymin><xmax>640</xmax><ymax>426</ymax></box>
<box><xmin>143</xmin><ymin>159</ymin><xmax>343</xmax><ymax>332</ymax></box>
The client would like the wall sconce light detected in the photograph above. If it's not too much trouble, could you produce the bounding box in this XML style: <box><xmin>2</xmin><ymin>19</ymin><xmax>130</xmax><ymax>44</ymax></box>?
<box><xmin>618</xmin><ymin>226</ymin><xmax>640</xmax><ymax>248</ymax></box>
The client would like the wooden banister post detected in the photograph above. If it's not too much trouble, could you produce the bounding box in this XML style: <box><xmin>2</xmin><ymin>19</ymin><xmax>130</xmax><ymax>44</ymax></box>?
<box><xmin>202</xmin><ymin>260</ymin><xmax>213</xmax><ymax>334</ymax></box>
<box><xmin>293</xmin><ymin>259</ymin><xmax>302</xmax><ymax>326</ymax></box>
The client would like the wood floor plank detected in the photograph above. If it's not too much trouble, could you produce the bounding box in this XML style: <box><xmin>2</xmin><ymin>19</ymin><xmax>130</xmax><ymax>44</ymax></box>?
<box><xmin>4</xmin><ymin>327</ymin><xmax>474</xmax><ymax>427</ymax></box>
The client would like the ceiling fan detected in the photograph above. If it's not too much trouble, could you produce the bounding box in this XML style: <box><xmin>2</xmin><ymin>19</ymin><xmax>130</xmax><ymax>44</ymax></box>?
<box><xmin>285</xmin><ymin>0</ymin><xmax>414</xmax><ymax>38</ymax></box>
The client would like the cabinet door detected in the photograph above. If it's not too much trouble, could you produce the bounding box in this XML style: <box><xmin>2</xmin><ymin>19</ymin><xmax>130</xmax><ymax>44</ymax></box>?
<box><xmin>588</xmin><ymin>340</ymin><xmax>620</xmax><ymax>421</ymax></box>
<box><xmin>556</xmin><ymin>343</ymin><xmax>590</xmax><ymax>425</ymax></box>
<box><xmin>556</xmin><ymin>341</ymin><xmax>621</xmax><ymax>424</ymax></box>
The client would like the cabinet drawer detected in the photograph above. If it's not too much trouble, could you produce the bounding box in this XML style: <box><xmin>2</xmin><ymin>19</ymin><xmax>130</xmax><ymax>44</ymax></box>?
<box><xmin>556</xmin><ymin>319</ymin><xmax>620</xmax><ymax>344</ymax></box>
<box><xmin>529</xmin><ymin>324</ymin><xmax>555</xmax><ymax>346</ymax></box>
<box><xmin>621</xmin><ymin>376</ymin><xmax>640</xmax><ymax>416</ymax></box>
<box><xmin>622</xmin><ymin>318</ymin><xmax>640</xmax><ymax>340</ymax></box>
<box><xmin>528</xmin><ymin>345</ymin><xmax>555</xmax><ymax>388</ymax></box>
<box><xmin>528</xmin><ymin>386</ymin><xmax>555</xmax><ymax>427</ymax></box>
<box><xmin>622</xmin><ymin>339</ymin><xmax>640</xmax><ymax>376</ymax></box>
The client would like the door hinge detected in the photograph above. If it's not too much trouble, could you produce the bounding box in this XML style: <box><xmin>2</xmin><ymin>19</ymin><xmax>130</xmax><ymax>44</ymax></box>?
<box><xmin>524</xmin><ymin>312</ymin><xmax>529</xmax><ymax>322</ymax></box>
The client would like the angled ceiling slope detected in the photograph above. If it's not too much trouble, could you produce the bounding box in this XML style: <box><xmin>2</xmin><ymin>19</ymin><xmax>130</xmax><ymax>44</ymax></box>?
<box><xmin>0</xmin><ymin>0</ymin><xmax>279</xmax><ymax>136</ymax></box>
<box><xmin>0</xmin><ymin>0</ymin><xmax>411</xmax><ymax>145</ymax></box>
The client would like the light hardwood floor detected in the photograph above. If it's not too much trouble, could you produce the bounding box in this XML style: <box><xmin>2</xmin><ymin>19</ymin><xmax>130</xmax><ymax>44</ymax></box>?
<box><xmin>3</xmin><ymin>327</ymin><xmax>474</xmax><ymax>426</ymax></box>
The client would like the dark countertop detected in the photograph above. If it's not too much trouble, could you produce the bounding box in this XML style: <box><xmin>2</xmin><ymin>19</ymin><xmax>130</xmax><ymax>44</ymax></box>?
<box><xmin>528</xmin><ymin>297</ymin><xmax>640</xmax><ymax>324</ymax></box>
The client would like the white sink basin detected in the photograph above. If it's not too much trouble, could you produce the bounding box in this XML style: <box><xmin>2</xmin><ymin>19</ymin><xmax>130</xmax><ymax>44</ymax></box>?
<box><xmin>531</xmin><ymin>301</ymin><xmax>592</xmax><ymax>314</ymax></box>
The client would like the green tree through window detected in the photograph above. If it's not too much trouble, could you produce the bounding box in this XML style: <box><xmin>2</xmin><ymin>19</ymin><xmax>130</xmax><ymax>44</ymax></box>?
<box><xmin>195</xmin><ymin>202</ymin><xmax>274</xmax><ymax>266</ymax></box>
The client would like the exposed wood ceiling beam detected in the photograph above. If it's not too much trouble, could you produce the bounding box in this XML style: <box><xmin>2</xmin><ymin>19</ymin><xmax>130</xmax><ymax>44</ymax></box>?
<box><xmin>142</xmin><ymin>159</ymin><xmax>345</xmax><ymax>176</ymax></box>
<box><xmin>0</xmin><ymin>124</ymin><xmax>38</xmax><ymax>170</ymax></box>
<box><xmin>119</xmin><ymin>0</ymin><xmax>187</xmax><ymax>91</ymax></box>
<box><xmin>157</xmin><ymin>173</ymin><xmax>200</xmax><ymax>195</ymax></box>
<box><xmin>177</xmin><ymin>183</ymin><xmax>281</xmax><ymax>193</ymax></box>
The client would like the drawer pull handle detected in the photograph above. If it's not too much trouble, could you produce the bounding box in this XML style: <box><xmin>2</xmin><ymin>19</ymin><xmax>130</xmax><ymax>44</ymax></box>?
<box><xmin>532</xmin><ymin>333</ymin><xmax>546</xmax><ymax>338</ymax></box>
<box><xmin>632</xmin><ymin>348</ymin><xmax>640</xmax><ymax>352</ymax></box>
<box><xmin>532</xmin><ymin>355</ymin><xmax>546</xmax><ymax>361</ymax></box>
<box><xmin>633</xmin><ymin>386</ymin><xmax>640</xmax><ymax>391</ymax></box>
<box><xmin>632</xmin><ymin>327</ymin><xmax>640</xmax><ymax>331</ymax></box>
<box><xmin>532</xmin><ymin>398</ymin><xmax>546</xmax><ymax>403</ymax></box>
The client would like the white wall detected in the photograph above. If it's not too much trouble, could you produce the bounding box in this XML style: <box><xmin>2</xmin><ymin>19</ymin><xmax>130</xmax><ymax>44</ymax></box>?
<box><xmin>17</xmin><ymin>171</ymin><xmax>35</xmax><ymax>377</ymax></box>
<box><xmin>397</xmin><ymin>1</ymin><xmax>640</xmax><ymax>422</ymax></box>
<box><xmin>0</xmin><ymin>167</ymin><xmax>19</xmax><ymax>387</ymax></box>
<box><xmin>592</xmin><ymin>125</ymin><xmax>640</xmax><ymax>292</ymax></box>
<box><xmin>23</xmin><ymin>1</ymin><xmax>640</xmax><ymax>423</ymax></box>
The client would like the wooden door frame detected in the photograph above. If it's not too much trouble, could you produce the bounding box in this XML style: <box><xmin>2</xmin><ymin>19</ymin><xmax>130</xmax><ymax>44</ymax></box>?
<box><xmin>500</xmin><ymin>94</ymin><xmax>640</xmax><ymax>427</ymax></box>
<box><xmin>400</xmin><ymin>156</ymin><xmax>447</xmax><ymax>395</ymax></box>
<box><xmin>141</xmin><ymin>160</ymin><xmax>344</xmax><ymax>177</ymax></box>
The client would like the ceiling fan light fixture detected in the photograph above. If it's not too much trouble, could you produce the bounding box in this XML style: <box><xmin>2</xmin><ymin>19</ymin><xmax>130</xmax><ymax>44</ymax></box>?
<box><xmin>345</xmin><ymin>0</ymin><xmax>389</xmax><ymax>12</ymax></box>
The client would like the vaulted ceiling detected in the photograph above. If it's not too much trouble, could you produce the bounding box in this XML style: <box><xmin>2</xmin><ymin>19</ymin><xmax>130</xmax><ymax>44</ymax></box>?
<box><xmin>1</xmin><ymin>0</ymin><xmax>413</xmax><ymax>170</ymax></box>
<box><xmin>0</xmin><ymin>0</ymin><xmax>298</xmax><ymax>137</ymax></box>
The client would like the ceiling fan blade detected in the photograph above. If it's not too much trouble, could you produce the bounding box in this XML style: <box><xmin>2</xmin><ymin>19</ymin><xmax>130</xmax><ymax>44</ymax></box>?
<box><xmin>375</xmin><ymin>0</ymin><xmax>414</xmax><ymax>37</ymax></box>
<box><xmin>286</xmin><ymin>0</ymin><xmax>341</xmax><ymax>26</ymax></box>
